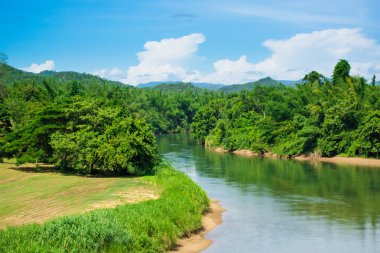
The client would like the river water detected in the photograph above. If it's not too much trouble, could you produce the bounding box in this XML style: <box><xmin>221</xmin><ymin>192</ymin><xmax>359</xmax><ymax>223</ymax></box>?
<box><xmin>157</xmin><ymin>134</ymin><xmax>380</xmax><ymax>253</ymax></box>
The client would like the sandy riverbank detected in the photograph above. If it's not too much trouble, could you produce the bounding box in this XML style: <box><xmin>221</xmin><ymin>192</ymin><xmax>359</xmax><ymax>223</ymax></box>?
<box><xmin>295</xmin><ymin>156</ymin><xmax>380</xmax><ymax>167</ymax></box>
<box><xmin>169</xmin><ymin>200</ymin><xmax>224</xmax><ymax>253</ymax></box>
<box><xmin>210</xmin><ymin>146</ymin><xmax>380</xmax><ymax>168</ymax></box>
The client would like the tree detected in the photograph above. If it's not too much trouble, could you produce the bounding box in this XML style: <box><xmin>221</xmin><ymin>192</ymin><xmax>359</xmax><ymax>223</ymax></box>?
<box><xmin>190</xmin><ymin>100</ymin><xmax>224</xmax><ymax>143</ymax></box>
<box><xmin>2</xmin><ymin>104</ymin><xmax>67</xmax><ymax>163</ymax></box>
<box><xmin>372</xmin><ymin>75</ymin><xmax>376</xmax><ymax>86</ymax></box>
<box><xmin>332</xmin><ymin>59</ymin><xmax>351</xmax><ymax>85</ymax></box>
<box><xmin>302</xmin><ymin>71</ymin><xmax>327</xmax><ymax>85</ymax></box>
<box><xmin>348</xmin><ymin>110</ymin><xmax>380</xmax><ymax>157</ymax></box>
<box><xmin>51</xmin><ymin>117</ymin><xmax>158</xmax><ymax>175</ymax></box>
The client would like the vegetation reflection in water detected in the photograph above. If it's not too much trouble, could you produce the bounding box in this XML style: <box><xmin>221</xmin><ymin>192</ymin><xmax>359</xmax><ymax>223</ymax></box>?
<box><xmin>158</xmin><ymin>134</ymin><xmax>380</xmax><ymax>231</ymax></box>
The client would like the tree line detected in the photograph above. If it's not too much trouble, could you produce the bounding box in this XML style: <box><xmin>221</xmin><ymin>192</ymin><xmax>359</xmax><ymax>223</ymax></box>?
<box><xmin>0</xmin><ymin>59</ymin><xmax>379</xmax><ymax>176</ymax></box>
<box><xmin>191</xmin><ymin>60</ymin><xmax>380</xmax><ymax>158</ymax></box>
<box><xmin>0</xmin><ymin>63</ymin><xmax>218</xmax><ymax>174</ymax></box>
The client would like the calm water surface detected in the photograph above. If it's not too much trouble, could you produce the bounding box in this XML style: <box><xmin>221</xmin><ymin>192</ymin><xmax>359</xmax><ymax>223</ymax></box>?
<box><xmin>157</xmin><ymin>134</ymin><xmax>380</xmax><ymax>253</ymax></box>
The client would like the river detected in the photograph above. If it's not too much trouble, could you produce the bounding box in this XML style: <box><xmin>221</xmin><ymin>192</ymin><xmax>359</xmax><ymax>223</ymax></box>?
<box><xmin>157</xmin><ymin>134</ymin><xmax>380</xmax><ymax>253</ymax></box>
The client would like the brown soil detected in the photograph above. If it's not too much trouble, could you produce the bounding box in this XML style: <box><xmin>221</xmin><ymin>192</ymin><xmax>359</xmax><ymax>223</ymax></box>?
<box><xmin>232</xmin><ymin>149</ymin><xmax>260</xmax><ymax>157</ymax></box>
<box><xmin>212</xmin><ymin>147</ymin><xmax>380</xmax><ymax>168</ymax></box>
<box><xmin>316</xmin><ymin>157</ymin><xmax>380</xmax><ymax>167</ymax></box>
<box><xmin>169</xmin><ymin>200</ymin><xmax>224</xmax><ymax>253</ymax></box>
<box><xmin>85</xmin><ymin>188</ymin><xmax>158</xmax><ymax>211</ymax></box>
<box><xmin>213</xmin><ymin>147</ymin><xmax>228</xmax><ymax>153</ymax></box>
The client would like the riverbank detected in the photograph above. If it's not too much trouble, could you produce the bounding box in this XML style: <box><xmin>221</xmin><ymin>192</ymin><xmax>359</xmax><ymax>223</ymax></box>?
<box><xmin>296</xmin><ymin>156</ymin><xmax>380</xmax><ymax>167</ymax></box>
<box><xmin>210</xmin><ymin>147</ymin><xmax>380</xmax><ymax>167</ymax></box>
<box><xmin>0</xmin><ymin>164</ymin><xmax>210</xmax><ymax>252</ymax></box>
<box><xmin>170</xmin><ymin>200</ymin><xmax>224</xmax><ymax>253</ymax></box>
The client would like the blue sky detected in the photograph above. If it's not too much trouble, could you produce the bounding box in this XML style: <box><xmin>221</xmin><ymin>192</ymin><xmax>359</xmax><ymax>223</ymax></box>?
<box><xmin>1</xmin><ymin>0</ymin><xmax>380</xmax><ymax>85</ymax></box>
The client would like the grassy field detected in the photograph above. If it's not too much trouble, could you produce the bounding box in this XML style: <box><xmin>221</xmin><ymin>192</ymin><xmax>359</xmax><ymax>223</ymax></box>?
<box><xmin>0</xmin><ymin>160</ymin><xmax>158</xmax><ymax>229</ymax></box>
<box><xmin>0</xmin><ymin>161</ymin><xmax>209</xmax><ymax>252</ymax></box>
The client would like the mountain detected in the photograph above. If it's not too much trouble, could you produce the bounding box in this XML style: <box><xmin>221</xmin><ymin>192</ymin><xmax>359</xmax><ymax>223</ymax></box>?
<box><xmin>0</xmin><ymin>64</ymin><xmax>131</xmax><ymax>88</ymax></box>
<box><xmin>39</xmin><ymin>70</ymin><xmax>128</xmax><ymax>87</ymax></box>
<box><xmin>137</xmin><ymin>81</ymin><xmax>223</xmax><ymax>90</ymax></box>
<box><xmin>192</xmin><ymin>83</ymin><xmax>224</xmax><ymax>90</ymax></box>
<box><xmin>278</xmin><ymin>80</ymin><xmax>302</xmax><ymax>86</ymax></box>
<box><xmin>150</xmin><ymin>83</ymin><xmax>203</xmax><ymax>92</ymax></box>
<box><xmin>0</xmin><ymin>63</ymin><xmax>41</xmax><ymax>84</ymax></box>
<box><xmin>219</xmin><ymin>77</ymin><xmax>281</xmax><ymax>93</ymax></box>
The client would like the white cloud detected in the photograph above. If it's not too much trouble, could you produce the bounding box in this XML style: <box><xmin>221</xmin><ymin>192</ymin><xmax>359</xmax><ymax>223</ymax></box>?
<box><xmin>91</xmin><ymin>67</ymin><xmax>125</xmax><ymax>80</ymax></box>
<box><xmin>254</xmin><ymin>28</ymin><xmax>380</xmax><ymax>79</ymax></box>
<box><xmin>91</xmin><ymin>68</ymin><xmax>108</xmax><ymax>78</ymax></box>
<box><xmin>124</xmin><ymin>33</ymin><xmax>205</xmax><ymax>85</ymax></box>
<box><xmin>199</xmin><ymin>56</ymin><xmax>263</xmax><ymax>84</ymax></box>
<box><xmin>91</xmin><ymin>29</ymin><xmax>380</xmax><ymax>85</ymax></box>
<box><xmin>23</xmin><ymin>60</ymin><xmax>55</xmax><ymax>73</ymax></box>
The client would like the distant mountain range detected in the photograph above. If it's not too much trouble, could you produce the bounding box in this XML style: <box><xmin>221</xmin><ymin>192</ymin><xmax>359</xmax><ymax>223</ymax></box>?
<box><xmin>4</xmin><ymin>63</ymin><xmax>377</xmax><ymax>94</ymax></box>
<box><xmin>137</xmin><ymin>81</ymin><xmax>224</xmax><ymax>90</ymax></box>
<box><xmin>137</xmin><ymin>77</ymin><xmax>302</xmax><ymax>92</ymax></box>
<box><xmin>0</xmin><ymin>64</ymin><xmax>131</xmax><ymax>90</ymax></box>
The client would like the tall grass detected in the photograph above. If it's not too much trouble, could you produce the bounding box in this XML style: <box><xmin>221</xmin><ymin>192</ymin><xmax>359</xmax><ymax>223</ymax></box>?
<box><xmin>0</xmin><ymin>163</ymin><xmax>209</xmax><ymax>252</ymax></box>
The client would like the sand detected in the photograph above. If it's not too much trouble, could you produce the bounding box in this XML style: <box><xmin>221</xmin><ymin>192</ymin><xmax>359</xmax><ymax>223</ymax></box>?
<box><xmin>211</xmin><ymin>146</ymin><xmax>380</xmax><ymax>168</ymax></box>
<box><xmin>232</xmin><ymin>149</ymin><xmax>260</xmax><ymax>157</ymax></box>
<box><xmin>169</xmin><ymin>200</ymin><xmax>224</xmax><ymax>253</ymax></box>
<box><xmin>317</xmin><ymin>157</ymin><xmax>380</xmax><ymax>167</ymax></box>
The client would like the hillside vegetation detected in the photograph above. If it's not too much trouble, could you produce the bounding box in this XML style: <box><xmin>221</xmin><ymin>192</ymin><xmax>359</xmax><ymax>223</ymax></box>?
<box><xmin>1</xmin><ymin>59</ymin><xmax>379</xmax><ymax>175</ymax></box>
<box><xmin>0</xmin><ymin>63</ymin><xmax>219</xmax><ymax>173</ymax></box>
<box><xmin>0</xmin><ymin>164</ymin><xmax>209</xmax><ymax>252</ymax></box>
<box><xmin>191</xmin><ymin>60</ymin><xmax>380</xmax><ymax>158</ymax></box>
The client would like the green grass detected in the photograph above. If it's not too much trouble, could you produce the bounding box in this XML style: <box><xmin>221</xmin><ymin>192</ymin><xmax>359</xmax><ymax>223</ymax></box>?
<box><xmin>0</xmin><ymin>161</ymin><xmax>156</xmax><ymax>228</ymax></box>
<box><xmin>0</xmin><ymin>162</ymin><xmax>210</xmax><ymax>252</ymax></box>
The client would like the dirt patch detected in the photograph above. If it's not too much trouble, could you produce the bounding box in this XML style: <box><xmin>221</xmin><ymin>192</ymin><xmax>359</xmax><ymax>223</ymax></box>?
<box><xmin>233</xmin><ymin>149</ymin><xmax>260</xmax><ymax>157</ymax></box>
<box><xmin>213</xmin><ymin>147</ymin><xmax>228</xmax><ymax>153</ymax></box>
<box><xmin>86</xmin><ymin>188</ymin><xmax>159</xmax><ymax>211</ymax></box>
<box><xmin>170</xmin><ymin>200</ymin><xmax>224</xmax><ymax>253</ymax></box>
<box><xmin>317</xmin><ymin>157</ymin><xmax>380</xmax><ymax>167</ymax></box>
<box><xmin>211</xmin><ymin>147</ymin><xmax>380</xmax><ymax>168</ymax></box>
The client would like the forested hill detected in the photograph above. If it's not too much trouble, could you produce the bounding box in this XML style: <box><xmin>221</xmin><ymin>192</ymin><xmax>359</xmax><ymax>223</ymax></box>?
<box><xmin>218</xmin><ymin>77</ymin><xmax>282</xmax><ymax>93</ymax></box>
<box><xmin>0</xmin><ymin>64</ymin><xmax>128</xmax><ymax>88</ymax></box>
<box><xmin>137</xmin><ymin>77</ymin><xmax>297</xmax><ymax>92</ymax></box>
<box><xmin>148</xmin><ymin>82</ymin><xmax>202</xmax><ymax>92</ymax></box>
<box><xmin>0</xmin><ymin>63</ymin><xmax>221</xmax><ymax>174</ymax></box>
<box><xmin>191</xmin><ymin>60</ymin><xmax>380</xmax><ymax>158</ymax></box>
<box><xmin>0</xmin><ymin>60</ymin><xmax>379</xmax><ymax>174</ymax></box>
<box><xmin>137</xmin><ymin>81</ymin><xmax>224</xmax><ymax>90</ymax></box>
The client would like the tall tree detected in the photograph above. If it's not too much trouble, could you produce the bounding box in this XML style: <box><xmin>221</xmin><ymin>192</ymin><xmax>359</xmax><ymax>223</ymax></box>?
<box><xmin>302</xmin><ymin>71</ymin><xmax>327</xmax><ymax>85</ymax></box>
<box><xmin>332</xmin><ymin>59</ymin><xmax>351</xmax><ymax>85</ymax></box>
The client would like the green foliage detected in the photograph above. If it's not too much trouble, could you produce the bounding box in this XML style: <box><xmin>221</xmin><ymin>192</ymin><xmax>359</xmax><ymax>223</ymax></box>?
<box><xmin>302</xmin><ymin>71</ymin><xmax>327</xmax><ymax>86</ymax></box>
<box><xmin>190</xmin><ymin>99</ymin><xmax>224</xmax><ymax>143</ymax></box>
<box><xmin>0</xmin><ymin>59</ymin><xmax>379</xmax><ymax>166</ymax></box>
<box><xmin>332</xmin><ymin>59</ymin><xmax>351</xmax><ymax>85</ymax></box>
<box><xmin>219</xmin><ymin>77</ymin><xmax>281</xmax><ymax>93</ymax></box>
<box><xmin>0</xmin><ymin>164</ymin><xmax>209</xmax><ymax>253</ymax></box>
<box><xmin>191</xmin><ymin>60</ymin><xmax>380</xmax><ymax>158</ymax></box>
<box><xmin>2</xmin><ymin>104</ymin><xmax>67</xmax><ymax>163</ymax></box>
<box><xmin>50</xmin><ymin>102</ymin><xmax>159</xmax><ymax>175</ymax></box>
<box><xmin>0</xmin><ymin>63</ymin><xmax>220</xmax><ymax>173</ymax></box>
<box><xmin>348</xmin><ymin>110</ymin><xmax>380</xmax><ymax>158</ymax></box>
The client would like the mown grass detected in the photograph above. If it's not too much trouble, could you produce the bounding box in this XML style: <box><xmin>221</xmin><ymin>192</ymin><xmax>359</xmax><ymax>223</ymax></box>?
<box><xmin>0</xmin><ymin>161</ymin><xmax>156</xmax><ymax>228</ymax></box>
<box><xmin>0</xmin><ymin>162</ymin><xmax>210</xmax><ymax>252</ymax></box>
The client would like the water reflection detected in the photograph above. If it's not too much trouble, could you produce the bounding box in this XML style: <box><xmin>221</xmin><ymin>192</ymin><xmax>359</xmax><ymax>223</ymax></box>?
<box><xmin>157</xmin><ymin>134</ymin><xmax>380</xmax><ymax>252</ymax></box>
